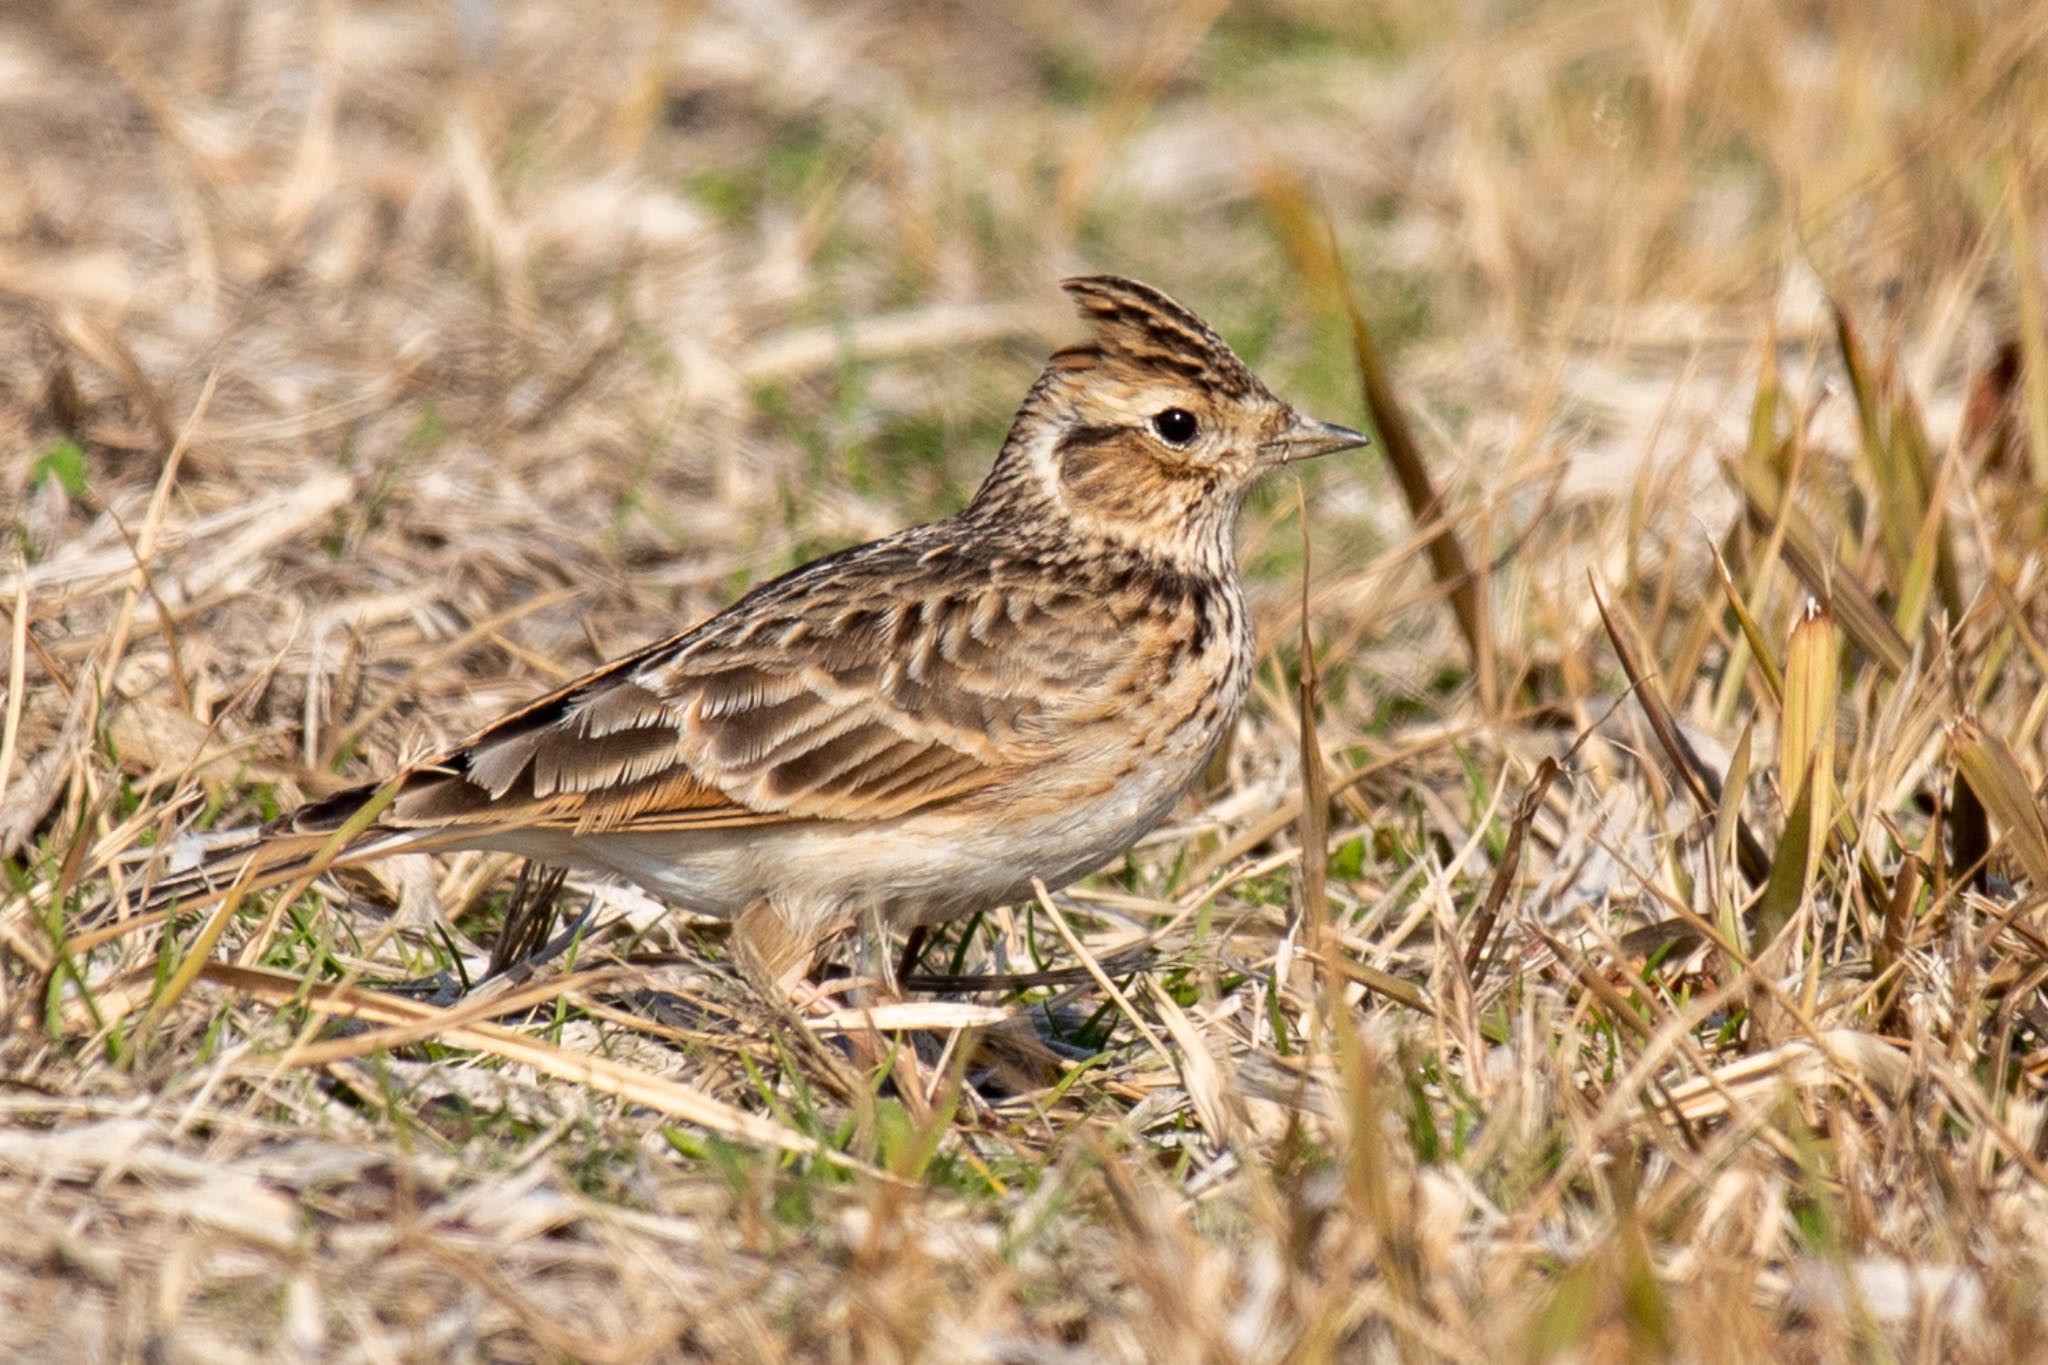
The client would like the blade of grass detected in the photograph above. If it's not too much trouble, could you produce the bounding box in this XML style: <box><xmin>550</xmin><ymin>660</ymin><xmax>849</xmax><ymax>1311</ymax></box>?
<box><xmin>1296</xmin><ymin>485</ymin><xmax>1331</xmax><ymax>964</ymax></box>
<box><xmin>1949</xmin><ymin>758</ymin><xmax>1993</xmax><ymax>896</ymax></box>
<box><xmin>1874</xmin><ymin>851</ymin><xmax>1923</xmax><ymax>1026</ymax></box>
<box><xmin>0</xmin><ymin>559</ymin><xmax>28</xmax><ymax>834</ymax></box>
<box><xmin>189</xmin><ymin>960</ymin><xmax>879</xmax><ymax>1168</ymax></box>
<box><xmin>91</xmin><ymin>368</ymin><xmax>216</xmax><ymax>723</ymax></box>
<box><xmin>1031</xmin><ymin>881</ymin><xmax>1171</xmax><ymax>1068</ymax></box>
<box><xmin>1708</xmin><ymin>344</ymin><xmax>1789</xmax><ymax>726</ymax></box>
<box><xmin>1834</xmin><ymin>300</ymin><xmax>1915</xmax><ymax>583</ymax></box>
<box><xmin>2009</xmin><ymin>169</ymin><xmax>2048</xmax><ymax>499</ymax></box>
<box><xmin>1715</xmin><ymin>722</ymin><xmax>1755</xmax><ymax>945</ymax></box>
<box><xmin>1726</xmin><ymin>454</ymin><xmax>1913</xmax><ymax>677</ymax></box>
<box><xmin>1951</xmin><ymin>719</ymin><xmax>2048</xmax><ymax>890</ymax></box>
<box><xmin>1464</xmin><ymin>754</ymin><xmax>1561</xmax><ymax>979</ymax></box>
<box><xmin>1780</xmin><ymin>599</ymin><xmax>1840</xmax><ymax>892</ymax></box>
<box><xmin>1833</xmin><ymin>295</ymin><xmax>1962</xmax><ymax>631</ymax></box>
<box><xmin>1893</xmin><ymin>440</ymin><xmax>1956</xmax><ymax>644</ymax></box>
<box><xmin>138</xmin><ymin>778</ymin><xmax>400</xmax><ymax>1037</ymax></box>
<box><xmin>1749</xmin><ymin>771</ymin><xmax>1814</xmax><ymax>953</ymax></box>
<box><xmin>1261</xmin><ymin>172</ymin><xmax>1492</xmax><ymax>708</ymax></box>
<box><xmin>1592</xmin><ymin>577</ymin><xmax>1772</xmax><ymax>886</ymax></box>
<box><xmin>1711</xmin><ymin>543</ymin><xmax>1785</xmax><ymax>707</ymax></box>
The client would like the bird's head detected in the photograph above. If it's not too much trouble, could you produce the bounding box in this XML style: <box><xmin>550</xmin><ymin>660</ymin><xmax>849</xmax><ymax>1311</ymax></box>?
<box><xmin>973</xmin><ymin>275</ymin><xmax>1367</xmax><ymax>566</ymax></box>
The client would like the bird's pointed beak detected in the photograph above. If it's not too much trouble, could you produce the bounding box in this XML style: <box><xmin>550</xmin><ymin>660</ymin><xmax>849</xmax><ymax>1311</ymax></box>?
<box><xmin>1261</xmin><ymin>412</ymin><xmax>1371</xmax><ymax>467</ymax></box>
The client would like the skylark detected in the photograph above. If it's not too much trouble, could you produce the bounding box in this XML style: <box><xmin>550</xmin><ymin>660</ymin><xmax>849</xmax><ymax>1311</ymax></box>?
<box><xmin>140</xmin><ymin>276</ymin><xmax>1367</xmax><ymax>989</ymax></box>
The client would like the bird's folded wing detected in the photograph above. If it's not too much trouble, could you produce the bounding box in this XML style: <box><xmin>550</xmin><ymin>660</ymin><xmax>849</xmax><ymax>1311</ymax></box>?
<box><xmin>290</xmin><ymin>569</ymin><xmax>1125</xmax><ymax>840</ymax></box>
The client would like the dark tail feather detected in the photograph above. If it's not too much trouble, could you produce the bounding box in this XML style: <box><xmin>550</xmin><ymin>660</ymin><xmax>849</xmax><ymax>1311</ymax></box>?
<box><xmin>99</xmin><ymin>826</ymin><xmax>440</xmax><ymax>922</ymax></box>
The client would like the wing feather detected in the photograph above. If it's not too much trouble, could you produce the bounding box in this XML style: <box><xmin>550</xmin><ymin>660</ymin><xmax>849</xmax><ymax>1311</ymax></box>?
<box><xmin>287</xmin><ymin>534</ymin><xmax>1152</xmax><ymax>844</ymax></box>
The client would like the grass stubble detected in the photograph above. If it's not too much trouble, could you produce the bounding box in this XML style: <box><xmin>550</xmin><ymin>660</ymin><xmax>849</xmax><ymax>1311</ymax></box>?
<box><xmin>5</xmin><ymin>1</ymin><xmax>2048</xmax><ymax>1359</ymax></box>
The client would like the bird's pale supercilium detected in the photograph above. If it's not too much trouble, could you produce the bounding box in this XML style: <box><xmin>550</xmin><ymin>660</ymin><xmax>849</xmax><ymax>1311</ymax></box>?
<box><xmin>139</xmin><ymin>276</ymin><xmax>1369</xmax><ymax>990</ymax></box>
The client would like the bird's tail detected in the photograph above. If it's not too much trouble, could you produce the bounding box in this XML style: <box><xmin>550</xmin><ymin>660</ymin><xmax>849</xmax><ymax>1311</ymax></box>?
<box><xmin>101</xmin><ymin>821</ymin><xmax>452</xmax><ymax>924</ymax></box>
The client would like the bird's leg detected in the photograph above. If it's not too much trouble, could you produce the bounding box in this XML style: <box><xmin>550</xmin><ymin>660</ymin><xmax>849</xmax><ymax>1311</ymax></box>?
<box><xmin>856</xmin><ymin>901</ymin><xmax>901</xmax><ymax>1001</ymax></box>
<box><xmin>731</xmin><ymin>900</ymin><xmax>933</xmax><ymax>1114</ymax></box>
<box><xmin>893</xmin><ymin>925</ymin><xmax>930</xmax><ymax>990</ymax></box>
<box><xmin>732</xmin><ymin>898</ymin><xmax>823</xmax><ymax>1004</ymax></box>
<box><xmin>850</xmin><ymin>902</ymin><xmax>939</xmax><ymax>1121</ymax></box>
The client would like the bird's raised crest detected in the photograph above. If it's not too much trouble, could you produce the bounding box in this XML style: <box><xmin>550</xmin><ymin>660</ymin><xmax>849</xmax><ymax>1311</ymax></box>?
<box><xmin>1056</xmin><ymin>275</ymin><xmax>1265</xmax><ymax>399</ymax></box>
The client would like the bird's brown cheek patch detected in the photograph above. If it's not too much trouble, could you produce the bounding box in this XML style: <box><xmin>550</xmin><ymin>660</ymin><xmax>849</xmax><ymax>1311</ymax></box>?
<box><xmin>1058</xmin><ymin>430</ymin><xmax>1211</xmax><ymax>525</ymax></box>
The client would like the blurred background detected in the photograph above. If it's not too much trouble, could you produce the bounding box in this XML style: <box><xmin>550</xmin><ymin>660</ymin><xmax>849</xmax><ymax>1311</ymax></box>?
<box><xmin>4</xmin><ymin>0</ymin><xmax>2040</xmax><ymax>738</ymax></box>
<box><xmin>6</xmin><ymin>1</ymin><xmax>2048</xmax><ymax>1358</ymax></box>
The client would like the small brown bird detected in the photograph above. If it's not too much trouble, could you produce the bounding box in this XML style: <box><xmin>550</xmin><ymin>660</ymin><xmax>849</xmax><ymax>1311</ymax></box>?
<box><xmin>139</xmin><ymin>276</ymin><xmax>1366</xmax><ymax>989</ymax></box>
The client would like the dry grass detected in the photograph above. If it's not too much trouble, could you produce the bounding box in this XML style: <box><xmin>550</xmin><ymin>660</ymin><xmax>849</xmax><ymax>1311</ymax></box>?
<box><xmin>5</xmin><ymin>0</ymin><xmax>2048</xmax><ymax>1359</ymax></box>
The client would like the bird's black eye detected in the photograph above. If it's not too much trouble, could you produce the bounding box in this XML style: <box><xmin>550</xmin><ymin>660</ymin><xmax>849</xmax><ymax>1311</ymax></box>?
<box><xmin>1150</xmin><ymin>407</ymin><xmax>1199</xmax><ymax>446</ymax></box>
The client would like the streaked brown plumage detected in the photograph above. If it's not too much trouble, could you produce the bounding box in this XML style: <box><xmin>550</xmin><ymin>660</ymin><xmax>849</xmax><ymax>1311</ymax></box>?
<box><xmin>137</xmin><ymin>276</ymin><xmax>1367</xmax><ymax>987</ymax></box>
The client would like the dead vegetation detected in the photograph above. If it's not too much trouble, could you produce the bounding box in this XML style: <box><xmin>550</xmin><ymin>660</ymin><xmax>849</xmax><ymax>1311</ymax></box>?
<box><xmin>6</xmin><ymin>0</ymin><xmax>2048</xmax><ymax>1359</ymax></box>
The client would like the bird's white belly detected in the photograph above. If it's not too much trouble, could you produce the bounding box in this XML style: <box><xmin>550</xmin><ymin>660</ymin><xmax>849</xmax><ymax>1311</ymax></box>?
<box><xmin>484</xmin><ymin>742</ymin><xmax>1211</xmax><ymax>934</ymax></box>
